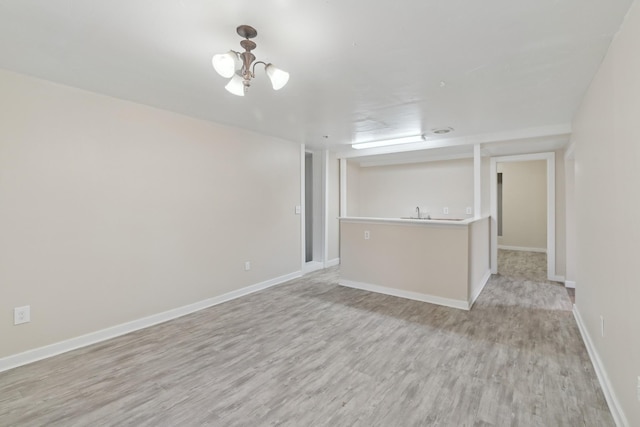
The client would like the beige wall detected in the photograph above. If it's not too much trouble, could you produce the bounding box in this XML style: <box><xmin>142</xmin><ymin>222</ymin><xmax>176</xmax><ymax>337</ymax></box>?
<box><xmin>340</xmin><ymin>217</ymin><xmax>491</xmax><ymax>308</ymax></box>
<box><xmin>469</xmin><ymin>217</ymin><xmax>490</xmax><ymax>299</ymax></box>
<box><xmin>571</xmin><ymin>1</ymin><xmax>640</xmax><ymax>424</ymax></box>
<box><xmin>497</xmin><ymin>160</ymin><xmax>547</xmax><ymax>250</ymax></box>
<box><xmin>349</xmin><ymin>158</ymin><xmax>474</xmax><ymax>219</ymax></box>
<box><xmin>327</xmin><ymin>153</ymin><xmax>340</xmax><ymax>261</ymax></box>
<box><xmin>0</xmin><ymin>70</ymin><xmax>302</xmax><ymax>359</ymax></box>
<box><xmin>340</xmin><ymin>221</ymin><xmax>469</xmax><ymax>302</ymax></box>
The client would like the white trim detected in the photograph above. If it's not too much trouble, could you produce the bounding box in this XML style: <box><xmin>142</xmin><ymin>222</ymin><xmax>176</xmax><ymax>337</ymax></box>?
<box><xmin>565</xmin><ymin>280</ymin><xmax>576</xmax><ymax>289</ymax></box>
<box><xmin>498</xmin><ymin>245</ymin><xmax>547</xmax><ymax>253</ymax></box>
<box><xmin>0</xmin><ymin>271</ymin><xmax>302</xmax><ymax>374</ymax></box>
<box><xmin>573</xmin><ymin>306</ymin><xmax>629</xmax><ymax>427</ymax></box>
<box><xmin>323</xmin><ymin>150</ymin><xmax>330</xmax><ymax>267</ymax></box>
<box><xmin>564</xmin><ymin>142</ymin><xmax>575</xmax><ymax>160</ymax></box>
<box><xmin>300</xmin><ymin>144</ymin><xmax>306</xmax><ymax>271</ymax></box>
<box><xmin>303</xmin><ymin>261</ymin><xmax>324</xmax><ymax>274</ymax></box>
<box><xmin>474</xmin><ymin>144</ymin><xmax>481</xmax><ymax>218</ymax></box>
<box><xmin>470</xmin><ymin>270</ymin><xmax>492</xmax><ymax>308</ymax></box>
<box><xmin>339</xmin><ymin>279</ymin><xmax>470</xmax><ymax>311</ymax></box>
<box><xmin>490</xmin><ymin>152</ymin><xmax>556</xmax><ymax>280</ymax></box>
<box><xmin>548</xmin><ymin>275</ymin><xmax>565</xmax><ymax>283</ymax></box>
<box><xmin>324</xmin><ymin>258</ymin><xmax>340</xmax><ymax>268</ymax></box>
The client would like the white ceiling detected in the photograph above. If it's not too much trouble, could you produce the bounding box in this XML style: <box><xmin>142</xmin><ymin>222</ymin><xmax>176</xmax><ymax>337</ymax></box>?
<box><xmin>0</xmin><ymin>0</ymin><xmax>633</xmax><ymax>159</ymax></box>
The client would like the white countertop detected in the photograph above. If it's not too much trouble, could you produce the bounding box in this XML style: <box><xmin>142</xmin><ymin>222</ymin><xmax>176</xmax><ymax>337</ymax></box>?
<box><xmin>339</xmin><ymin>215</ymin><xmax>489</xmax><ymax>226</ymax></box>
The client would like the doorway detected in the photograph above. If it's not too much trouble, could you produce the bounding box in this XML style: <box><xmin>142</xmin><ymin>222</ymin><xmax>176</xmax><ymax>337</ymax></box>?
<box><xmin>305</xmin><ymin>153</ymin><xmax>313</xmax><ymax>262</ymax></box>
<box><xmin>302</xmin><ymin>150</ymin><xmax>325</xmax><ymax>273</ymax></box>
<box><xmin>490</xmin><ymin>152</ymin><xmax>558</xmax><ymax>281</ymax></box>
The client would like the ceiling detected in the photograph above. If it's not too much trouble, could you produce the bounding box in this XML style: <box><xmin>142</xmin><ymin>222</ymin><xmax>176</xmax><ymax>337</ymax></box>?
<box><xmin>0</xmin><ymin>0</ymin><xmax>633</xmax><ymax>160</ymax></box>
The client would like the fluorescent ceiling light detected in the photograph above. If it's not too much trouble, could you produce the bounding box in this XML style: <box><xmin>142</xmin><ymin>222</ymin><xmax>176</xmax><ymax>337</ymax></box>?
<box><xmin>352</xmin><ymin>134</ymin><xmax>426</xmax><ymax>150</ymax></box>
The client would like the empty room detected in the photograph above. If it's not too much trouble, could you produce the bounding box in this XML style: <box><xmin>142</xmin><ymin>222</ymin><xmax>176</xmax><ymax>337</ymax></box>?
<box><xmin>1</xmin><ymin>1</ymin><xmax>639</xmax><ymax>426</ymax></box>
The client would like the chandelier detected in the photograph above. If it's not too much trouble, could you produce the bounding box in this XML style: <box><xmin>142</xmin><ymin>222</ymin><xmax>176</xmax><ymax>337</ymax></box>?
<box><xmin>212</xmin><ymin>25</ymin><xmax>290</xmax><ymax>96</ymax></box>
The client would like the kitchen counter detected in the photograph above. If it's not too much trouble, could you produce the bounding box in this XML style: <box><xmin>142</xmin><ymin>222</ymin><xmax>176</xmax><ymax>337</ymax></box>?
<box><xmin>339</xmin><ymin>216</ymin><xmax>491</xmax><ymax>310</ymax></box>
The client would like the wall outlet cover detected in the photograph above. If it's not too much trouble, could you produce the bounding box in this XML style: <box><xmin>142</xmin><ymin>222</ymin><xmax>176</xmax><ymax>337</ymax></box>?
<box><xmin>14</xmin><ymin>305</ymin><xmax>31</xmax><ymax>325</ymax></box>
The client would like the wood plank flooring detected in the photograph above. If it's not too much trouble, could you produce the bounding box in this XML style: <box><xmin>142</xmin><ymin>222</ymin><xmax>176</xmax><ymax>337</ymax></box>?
<box><xmin>0</xmin><ymin>251</ymin><xmax>613</xmax><ymax>426</ymax></box>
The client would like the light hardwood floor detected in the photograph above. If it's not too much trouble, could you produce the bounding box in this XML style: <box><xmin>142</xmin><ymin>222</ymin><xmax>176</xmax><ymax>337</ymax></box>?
<box><xmin>0</xmin><ymin>251</ymin><xmax>613</xmax><ymax>426</ymax></box>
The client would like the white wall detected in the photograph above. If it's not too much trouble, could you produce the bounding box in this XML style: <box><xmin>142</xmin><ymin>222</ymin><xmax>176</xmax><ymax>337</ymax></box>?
<box><xmin>349</xmin><ymin>158</ymin><xmax>474</xmax><ymax>219</ymax></box>
<box><xmin>571</xmin><ymin>1</ymin><xmax>640</xmax><ymax>424</ymax></box>
<box><xmin>481</xmin><ymin>155</ymin><xmax>491</xmax><ymax>217</ymax></box>
<box><xmin>346</xmin><ymin>160</ymin><xmax>360</xmax><ymax>217</ymax></box>
<box><xmin>564</xmin><ymin>153</ymin><xmax>576</xmax><ymax>285</ymax></box>
<box><xmin>554</xmin><ymin>150</ymin><xmax>566</xmax><ymax>277</ymax></box>
<box><xmin>0</xmin><ymin>69</ymin><xmax>302</xmax><ymax>360</ymax></box>
<box><xmin>497</xmin><ymin>160</ymin><xmax>547</xmax><ymax>250</ymax></box>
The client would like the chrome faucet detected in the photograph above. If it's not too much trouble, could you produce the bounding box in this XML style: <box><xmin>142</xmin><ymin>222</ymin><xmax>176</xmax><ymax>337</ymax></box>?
<box><xmin>416</xmin><ymin>206</ymin><xmax>420</xmax><ymax>219</ymax></box>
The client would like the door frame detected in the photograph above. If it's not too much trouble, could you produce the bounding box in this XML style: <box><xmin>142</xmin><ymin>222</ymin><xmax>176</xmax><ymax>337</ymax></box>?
<box><xmin>490</xmin><ymin>152</ymin><xmax>560</xmax><ymax>281</ymax></box>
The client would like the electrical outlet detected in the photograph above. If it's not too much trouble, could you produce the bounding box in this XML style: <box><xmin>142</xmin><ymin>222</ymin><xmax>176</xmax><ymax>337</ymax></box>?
<box><xmin>637</xmin><ymin>376</ymin><xmax>640</xmax><ymax>402</ymax></box>
<box><xmin>600</xmin><ymin>315</ymin><xmax>605</xmax><ymax>337</ymax></box>
<box><xmin>244</xmin><ymin>261</ymin><xmax>251</xmax><ymax>271</ymax></box>
<box><xmin>443</xmin><ymin>207</ymin><xmax>449</xmax><ymax>215</ymax></box>
<box><xmin>295</xmin><ymin>205</ymin><xmax>301</xmax><ymax>214</ymax></box>
<box><xmin>364</xmin><ymin>230</ymin><xmax>370</xmax><ymax>240</ymax></box>
<box><xmin>14</xmin><ymin>305</ymin><xmax>30</xmax><ymax>325</ymax></box>
<box><xmin>466</xmin><ymin>207</ymin><xmax>472</xmax><ymax>215</ymax></box>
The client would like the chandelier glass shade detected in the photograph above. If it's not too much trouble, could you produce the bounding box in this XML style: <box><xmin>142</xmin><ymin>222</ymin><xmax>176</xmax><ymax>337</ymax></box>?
<box><xmin>212</xmin><ymin>25</ymin><xmax>289</xmax><ymax>96</ymax></box>
<box><xmin>212</xmin><ymin>51</ymin><xmax>241</xmax><ymax>78</ymax></box>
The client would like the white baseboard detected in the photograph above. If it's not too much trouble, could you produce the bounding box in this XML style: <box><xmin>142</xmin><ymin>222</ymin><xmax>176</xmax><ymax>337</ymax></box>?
<box><xmin>498</xmin><ymin>245</ymin><xmax>547</xmax><ymax>253</ymax></box>
<box><xmin>573</xmin><ymin>306</ymin><xmax>628</xmax><ymax>427</ymax></box>
<box><xmin>565</xmin><ymin>280</ymin><xmax>576</xmax><ymax>289</ymax></box>
<box><xmin>303</xmin><ymin>261</ymin><xmax>324</xmax><ymax>274</ymax></box>
<box><xmin>339</xmin><ymin>279</ymin><xmax>469</xmax><ymax>310</ymax></box>
<box><xmin>0</xmin><ymin>270</ymin><xmax>302</xmax><ymax>374</ymax></box>
<box><xmin>469</xmin><ymin>269</ymin><xmax>492</xmax><ymax>309</ymax></box>
<box><xmin>324</xmin><ymin>258</ymin><xmax>340</xmax><ymax>268</ymax></box>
